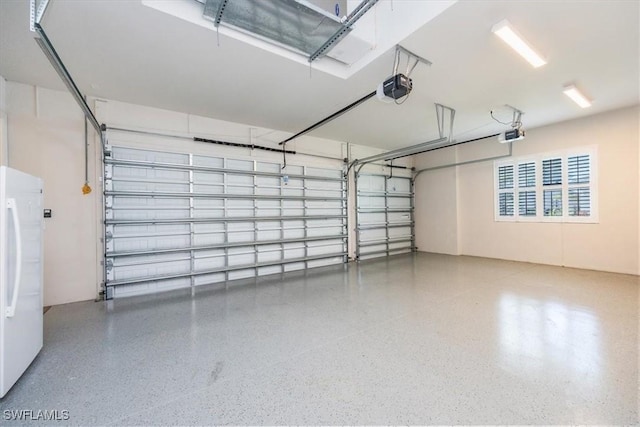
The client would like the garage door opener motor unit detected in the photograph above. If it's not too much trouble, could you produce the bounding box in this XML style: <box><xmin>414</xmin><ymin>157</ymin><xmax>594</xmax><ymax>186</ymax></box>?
<box><xmin>377</xmin><ymin>74</ymin><xmax>413</xmax><ymax>101</ymax></box>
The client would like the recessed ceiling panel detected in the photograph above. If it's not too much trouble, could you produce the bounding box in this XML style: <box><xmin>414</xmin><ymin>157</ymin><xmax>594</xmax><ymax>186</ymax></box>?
<box><xmin>203</xmin><ymin>0</ymin><xmax>348</xmax><ymax>56</ymax></box>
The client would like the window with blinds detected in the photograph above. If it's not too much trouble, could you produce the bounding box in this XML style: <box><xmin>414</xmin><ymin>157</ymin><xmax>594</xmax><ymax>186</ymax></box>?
<box><xmin>542</xmin><ymin>158</ymin><xmax>562</xmax><ymax>186</ymax></box>
<box><xmin>518</xmin><ymin>162</ymin><xmax>536</xmax><ymax>216</ymax></box>
<box><xmin>542</xmin><ymin>157</ymin><xmax>563</xmax><ymax>217</ymax></box>
<box><xmin>495</xmin><ymin>147</ymin><xmax>596</xmax><ymax>223</ymax></box>
<box><xmin>497</xmin><ymin>165</ymin><xmax>514</xmax><ymax>216</ymax></box>
<box><xmin>543</xmin><ymin>189</ymin><xmax>562</xmax><ymax>216</ymax></box>
<box><xmin>568</xmin><ymin>154</ymin><xmax>591</xmax><ymax>216</ymax></box>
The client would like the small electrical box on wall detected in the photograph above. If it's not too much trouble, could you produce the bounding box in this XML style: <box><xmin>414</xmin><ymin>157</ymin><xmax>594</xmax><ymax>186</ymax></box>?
<box><xmin>43</xmin><ymin>209</ymin><xmax>52</xmax><ymax>218</ymax></box>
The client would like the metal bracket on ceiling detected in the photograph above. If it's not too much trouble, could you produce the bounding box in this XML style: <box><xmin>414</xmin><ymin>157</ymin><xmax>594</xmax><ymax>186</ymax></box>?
<box><xmin>29</xmin><ymin>0</ymin><xmax>50</xmax><ymax>32</ymax></box>
<box><xmin>308</xmin><ymin>0</ymin><xmax>379</xmax><ymax>63</ymax></box>
<box><xmin>435</xmin><ymin>103</ymin><xmax>456</xmax><ymax>142</ymax></box>
<box><xmin>506</xmin><ymin>104</ymin><xmax>524</xmax><ymax>129</ymax></box>
<box><xmin>491</xmin><ymin>104</ymin><xmax>524</xmax><ymax>130</ymax></box>
<box><xmin>393</xmin><ymin>45</ymin><xmax>432</xmax><ymax>78</ymax></box>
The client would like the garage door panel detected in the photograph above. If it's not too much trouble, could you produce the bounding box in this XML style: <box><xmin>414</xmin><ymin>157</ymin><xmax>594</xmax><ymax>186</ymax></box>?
<box><xmin>307</xmin><ymin>226</ymin><xmax>343</xmax><ymax>238</ymax></box>
<box><xmin>389</xmin><ymin>242</ymin><xmax>412</xmax><ymax>251</ymax></box>
<box><xmin>193</xmin><ymin>198</ymin><xmax>225</xmax><ymax>208</ymax></box>
<box><xmin>256</xmin><ymin>176</ymin><xmax>280</xmax><ymax>186</ymax></box>
<box><xmin>193</xmin><ymin>222</ymin><xmax>225</xmax><ymax>233</ymax></box>
<box><xmin>114</xmin><ymin>278</ymin><xmax>192</xmax><ymax>298</ymax></box>
<box><xmin>111</xmin><ymin>235</ymin><xmax>191</xmax><ymax>252</ymax></box>
<box><xmin>112</xmin><ymin>165</ymin><xmax>189</xmax><ymax>182</ymax></box>
<box><xmin>193</xmin><ymin>183</ymin><xmax>225</xmax><ymax>193</ymax></box>
<box><xmin>193</xmin><ymin>255</ymin><xmax>226</xmax><ymax>272</ymax></box>
<box><xmin>285</xmin><ymin>165</ymin><xmax>304</xmax><ymax>175</ymax></box>
<box><xmin>193</xmin><ymin>273</ymin><xmax>225</xmax><ymax>286</ymax></box>
<box><xmin>257</xmin><ymin>266</ymin><xmax>282</xmax><ymax>276</ymax></box>
<box><xmin>388</xmin><ymin>211</ymin><xmax>412</xmax><ymax>222</ymax></box>
<box><xmin>282</xmin><ymin>228</ymin><xmax>305</xmax><ymax>239</ymax></box>
<box><xmin>257</xmin><ymin>245</ymin><xmax>282</xmax><ymax>263</ymax></box>
<box><xmin>388</xmin><ymin>197</ymin><xmax>411</xmax><ymax>209</ymax></box>
<box><xmin>193</xmin><ymin>209</ymin><xmax>226</xmax><ymax>219</ymax></box>
<box><xmin>358</xmin><ymin>196</ymin><xmax>385</xmax><ymax>209</ymax></box>
<box><xmin>307</xmin><ymin>241</ymin><xmax>344</xmax><ymax>256</ymax></box>
<box><xmin>307</xmin><ymin>218</ymin><xmax>343</xmax><ymax>227</ymax></box>
<box><xmin>359</xmin><ymin>212</ymin><xmax>385</xmax><ymax>224</ymax></box>
<box><xmin>111</xmin><ymin>179</ymin><xmax>189</xmax><ymax>193</ymax></box>
<box><xmin>227</xmin><ymin>232</ymin><xmax>254</xmax><ymax>243</ymax></box>
<box><xmin>111</xmin><ymin>208</ymin><xmax>190</xmax><ymax>221</ymax></box>
<box><xmin>111</xmin><ymin>196</ymin><xmax>190</xmax><ymax>209</ymax></box>
<box><xmin>112</xmin><ymin>146</ymin><xmax>189</xmax><ymax>164</ymax></box>
<box><xmin>284</xmin><ymin>262</ymin><xmax>305</xmax><ymax>272</ymax></box>
<box><xmin>256</xmin><ymin>208</ymin><xmax>281</xmax><ymax>216</ymax></box>
<box><xmin>387</xmin><ymin>177</ymin><xmax>411</xmax><ymax>193</ymax></box>
<box><xmin>256</xmin><ymin>162</ymin><xmax>280</xmax><ymax>173</ymax></box>
<box><xmin>228</xmin><ymin>269</ymin><xmax>259</xmax><ymax>281</ymax></box>
<box><xmin>284</xmin><ymin>247</ymin><xmax>305</xmax><ymax>259</ymax></box>
<box><xmin>280</xmin><ymin>187</ymin><xmax>304</xmax><ymax>197</ymax></box>
<box><xmin>287</xmin><ymin>178</ymin><xmax>304</xmax><ymax>187</ymax></box>
<box><xmin>307</xmin><ymin>257</ymin><xmax>344</xmax><ymax>268</ymax></box>
<box><xmin>306</xmin><ymin>179</ymin><xmax>341</xmax><ymax>190</ymax></box>
<box><xmin>256</xmin><ymin>229</ymin><xmax>281</xmax><ymax>240</ymax></box>
<box><xmin>193</xmin><ymin>156</ymin><xmax>224</xmax><ymax>168</ymax></box>
<box><xmin>388</xmin><ymin>226</ymin><xmax>412</xmax><ymax>238</ymax></box>
<box><xmin>104</xmin><ymin>144</ymin><xmax>347</xmax><ymax>298</ymax></box>
<box><xmin>113</xmin><ymin>223</ymin><xmax>190</xmax><ymax>237</ymax></box>
<box><xmin>192</xmin><ymin>233</ymin><xmax>225</xmax><ymax>246</ymax></box>
<box><xmin>110</xmin><ymin>258</ymin><xmax>191</xmax><ymax>282</ymax></box>
<box><xmin>227</xmin><ymin>185</ymin><xmax>254</xmax><ymax>195</ymax></box>
<box><xmin>355</xmin><ymin>174</ymin><xmax>414</xmax><ymax>260</ymax></box>
<box><xmin>226</xmin><ymin>159</ymin><xmax>253</xmax><ymax>171</ymax></box>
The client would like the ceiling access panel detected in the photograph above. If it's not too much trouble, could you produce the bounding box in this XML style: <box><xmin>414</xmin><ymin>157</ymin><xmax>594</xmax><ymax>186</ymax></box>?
<box><xmin>103</xmin><ymin>144</ymin><xmax>348</xmax><ymax>299</ymax></box>
<box><xmin>202</xmin><ymin>0</ymin><xmax>348</xmax><ymax>56</ymax></box>
<box><xmin>355</xmin><ymin>173</ymin><xmax>415</xmax><ymax>260</ymax></box>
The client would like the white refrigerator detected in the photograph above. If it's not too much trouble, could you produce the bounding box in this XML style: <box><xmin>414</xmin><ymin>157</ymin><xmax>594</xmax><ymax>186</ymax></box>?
<box><xmin>0</xmin><ymin>166</ymin><xmax>43</xmax><ymax>398</ymax></box>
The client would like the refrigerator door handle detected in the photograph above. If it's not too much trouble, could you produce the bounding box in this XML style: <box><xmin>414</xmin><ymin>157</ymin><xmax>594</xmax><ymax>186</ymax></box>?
<box><xmin>5</xmin><ymin>198</ymin><xmax>22</xmax><ymax>318</ymax></box>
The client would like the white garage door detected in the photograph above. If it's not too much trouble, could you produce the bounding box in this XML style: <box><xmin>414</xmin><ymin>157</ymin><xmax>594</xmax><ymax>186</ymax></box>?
<box><xmin>103</xmin><ymin>145</ymin><xmax>347</xmax><ymax>299</ymax></box>
<box><xmin>355</xmin><ymin>173</ymin><xmax>414</xmax><ymax>260</ymax></box>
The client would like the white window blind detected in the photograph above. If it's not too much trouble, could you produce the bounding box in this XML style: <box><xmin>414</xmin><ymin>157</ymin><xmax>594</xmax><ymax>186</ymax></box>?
<box><xmin>498</xmin><ymin>164</ymin><xmax>514</xmax><ymax>189</ymax></box>
<box><xmin>543</xmin><ymin>189</ymin><xmax>562</xmax><ymax>216</ymax></box>
<box><xmin>567</xmin><ymin>154</ymin><xmax>591</xmax><ymax>216</ymax></box>
<box><xmin>497</xmin><ymin>165</ymin><xmax>514</xmax><ymax>216</ymax></box>
<box><xmin>518</xmin><ymin>162</ymin><xmax>536</xmax><ymax>216</ymax></box>
<box><xmin>499</xmin><ymin>193</ymin><xmax>514</xmax><ymax>216</ymax></box>
<box><xmin>542</xmin><ymin>158</ymin><xmax>562</xmax><ymax>186</ymax></box>
<box><xmin>494</xmin><ymin>147</ymin><xmax>597</xmax><ymax>223</ymax></box>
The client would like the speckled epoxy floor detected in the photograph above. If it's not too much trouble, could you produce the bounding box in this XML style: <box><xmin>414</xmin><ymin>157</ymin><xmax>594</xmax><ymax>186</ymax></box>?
<box><xmin>1</xmin><ymin>253</ymin><xmax>638</xmax><ymax>425</ymax></box>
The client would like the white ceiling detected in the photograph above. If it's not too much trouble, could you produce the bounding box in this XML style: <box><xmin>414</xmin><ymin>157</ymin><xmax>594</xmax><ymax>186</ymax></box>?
<box><xmin>0</xmin><ymin>0</ymin><xmax>638</xmax><ymax>150</ymax></box>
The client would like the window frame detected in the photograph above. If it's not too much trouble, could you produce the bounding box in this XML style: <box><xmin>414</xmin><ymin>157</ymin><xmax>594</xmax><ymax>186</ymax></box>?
<box><xmin>493</xmin><ymin>146</ymin><xmax>598</xmax><ymax>224</ymax></box>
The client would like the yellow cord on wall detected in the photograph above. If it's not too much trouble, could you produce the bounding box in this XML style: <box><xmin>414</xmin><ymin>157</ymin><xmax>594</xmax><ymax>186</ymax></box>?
<box><xmin>82</xmin><ymin>183</ymin><xmax>92</xmax><ymax>195</ymax></box>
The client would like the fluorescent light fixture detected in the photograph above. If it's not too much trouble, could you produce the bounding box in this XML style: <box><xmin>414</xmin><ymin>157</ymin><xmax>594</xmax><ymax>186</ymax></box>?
<box><xmin>563</xmin><ymin>84</ymin><xmax>592</xmax><ymax>108</ymax></box>
<box><xmin>492</xmin><ymin>20</ymin><xmax>546</xmax><ymax>68</ymax></box>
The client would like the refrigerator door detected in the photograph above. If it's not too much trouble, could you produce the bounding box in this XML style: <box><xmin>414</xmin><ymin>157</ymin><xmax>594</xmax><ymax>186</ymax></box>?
<box><xmin>0</xmin><ymin>166</ymin><xmax>43</xmax><ymax>398</ymax></box>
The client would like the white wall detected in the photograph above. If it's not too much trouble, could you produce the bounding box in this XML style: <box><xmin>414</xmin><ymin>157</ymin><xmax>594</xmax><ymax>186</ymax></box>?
<box><xmin>4</xmin><ymin>81</ymin><xmax>411</xmax><ymax>305</ymax></box>
<box><xmin>414</xmin><ymin>148</ymin><xmax>459</xmax><ymax>255</ymax></box>
<box><xmin>414</xmin><ymin>106</ymin><xmax>640</xmax><ymax>275</ymax></box>
<box><xmin>6</xmin><ymin>83</ymin><xmax>99</xmax><ymax>306</ymax></box>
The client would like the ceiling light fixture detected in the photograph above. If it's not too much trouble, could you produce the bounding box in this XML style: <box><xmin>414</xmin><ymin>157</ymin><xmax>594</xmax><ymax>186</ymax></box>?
<box><xmin>563</xmin><ymin>84</ymin><xmax>592</xmax><ymax>108</ymax></box>
<box><xmin>492</xmin><ymin>20</ymin><xmax>546</xmax><ymax>68</ymax></box>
